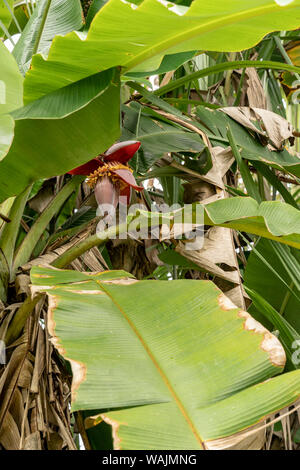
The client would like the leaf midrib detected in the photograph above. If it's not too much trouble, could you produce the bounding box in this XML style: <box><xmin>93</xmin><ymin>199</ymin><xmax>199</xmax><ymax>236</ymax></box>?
<box><xmin>98</xmin><ymin>280</ymin><xmax>205</xmax><ymax>449</ymax></box>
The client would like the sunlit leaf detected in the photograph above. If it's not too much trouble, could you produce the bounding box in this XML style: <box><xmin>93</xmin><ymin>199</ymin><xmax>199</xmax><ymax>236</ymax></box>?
<box><xmin>24</xmin><ymin>0</ymin><xmax>300</xmax><ymax>102</ymax></box>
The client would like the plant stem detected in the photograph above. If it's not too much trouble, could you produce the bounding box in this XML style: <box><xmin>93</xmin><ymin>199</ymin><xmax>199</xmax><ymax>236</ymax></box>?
<box><xmin>52</xmin><ymin>222</ymin><xmax>128</xmax><ymax>269</ymax></box>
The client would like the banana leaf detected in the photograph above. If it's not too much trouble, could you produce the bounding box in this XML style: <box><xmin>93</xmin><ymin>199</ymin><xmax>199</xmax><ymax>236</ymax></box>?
<box><xmin>24</xmin><ymin>0</ymin><xmax>300</xmax><ymax>102</ymax></box>
<box><xmin>31</xmin><ymin>266</ymin><xmax>300</xmax><ymax>450</ymax></box>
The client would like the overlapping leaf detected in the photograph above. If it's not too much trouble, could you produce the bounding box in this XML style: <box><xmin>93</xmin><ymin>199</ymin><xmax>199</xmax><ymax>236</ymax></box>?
<box><xmin>24</xmin><ymin>0</ymin><xmax>300</xmax><ymax>102</ymax></box>
<box><xmin>0</xmin><ymin>69</ymin><xmax>121</xmax><ymax>203</ymax></box>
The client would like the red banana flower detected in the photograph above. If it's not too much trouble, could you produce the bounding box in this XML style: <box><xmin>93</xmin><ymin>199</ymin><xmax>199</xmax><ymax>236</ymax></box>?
<box><xmin>68</xmin><ymin>141</ymin><xmax>143</xmax><ymax>209</ymax></box>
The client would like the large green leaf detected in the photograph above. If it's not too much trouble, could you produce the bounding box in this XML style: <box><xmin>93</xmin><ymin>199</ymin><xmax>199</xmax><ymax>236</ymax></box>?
<box><xmin>13</xmin><ymin>0</ymin><xmax>83</xmax><ymax>74</ymax></box>
<box><xmin>31</xmin><ymin>266</ymin><xmax>300</xmax><ymax>450</ymax></box>
<box><xmin>24</xmin><ymin>0</ymin><xmax>300</xmax><ymax>102</ymax></box>
<box><xmin>245</xmin><ymin>287</ymin><xmax>300</xmax><ymax>371</ymax></box>
<box><xmin>0</xmin><ymin>69</ymin><xmax>120</xmax><ymax>203</ymax></box>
